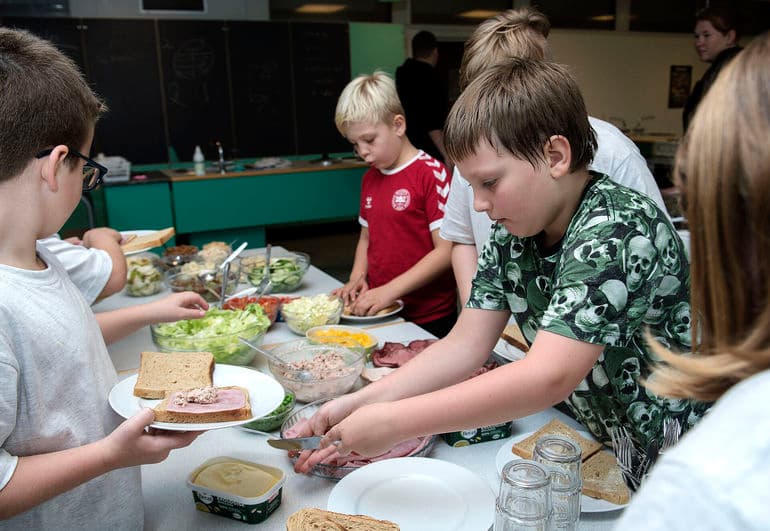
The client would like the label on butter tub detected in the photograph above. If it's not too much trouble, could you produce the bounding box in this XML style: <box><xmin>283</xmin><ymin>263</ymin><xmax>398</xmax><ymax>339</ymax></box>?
<box><xmin>442</xmin><ymin>421</ymin><xmax>513</xmax><ymax>447</ymax></box>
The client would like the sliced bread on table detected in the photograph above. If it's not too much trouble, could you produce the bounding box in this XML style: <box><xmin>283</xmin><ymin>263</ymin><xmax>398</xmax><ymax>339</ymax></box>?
<box><xmin>121</xmin><ymin>227</ymin><xmax>175</xmax><ymax>254</ymax></box>
<box><xmin>511</xmin><ymin>418</ymin><xmax>603</xmax><ymax>461</ymax></box>
<box><xmin>153</xmin><ymin>385</ymin><xmax>251</xmax><ymax>423</ymax></box>
<box><xmin>501</xmin><ymin>322</ymin><xmax>530</xmax><ymax>353</ymax></box>
<box><xmin>286</xmin><ymin>508</ymin><xmax>400</xmax><ymax>530</ymax></box>
<box><xmin>581</xmin><ymin>450</ymin><xmax>631</xmax><ymax>505</ymax></box>
<box><xmin>133</xmin><ymin>351</ymin><xmax>214</xmax><ymax>399</ymax></box>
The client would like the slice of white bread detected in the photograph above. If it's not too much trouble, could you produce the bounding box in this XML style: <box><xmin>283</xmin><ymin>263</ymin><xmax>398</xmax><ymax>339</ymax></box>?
<box><xmin>153</xmin><ymin>385</ymin><xmax>251</xmax><ymax>423</ymax></box>
<box><xmin>133</xmin><ymin>351</ymin><xmax>214</xmax><ymax>399</ymax></box>
<box><xmin>286</xmin><ymin>508</ymin><xmax>400</xmax><ymax>530</ymax></box>
<box><xmin>121</xmin><ymin>227</ymin><xmax>175</xmax><ymax>253</ymax></box>
<box><xmin>511</xmin><ymin>418</ymin><xmax>603</xmax><ymax>461</ymax></box>
<box><xmin>581</xmin><ymin>450</ymin><xmax>631</xmax><ymax>505</ymax></box>
<box><xmin>501</xmin><ymin>322</ymin><xmax>530</xmax><ymax>352</ymax></box>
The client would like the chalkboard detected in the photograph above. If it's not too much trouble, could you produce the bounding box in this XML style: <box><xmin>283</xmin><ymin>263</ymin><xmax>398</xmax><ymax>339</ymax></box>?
<box><xmin>1</xmin><ymin>17</ymin><xmax>85</xmax><ymax>73</ymax></box>
<box><xmin>228</xmin><ymin>21</ymin><xmax>294</xmax><ymax>158</ymax></box>
<box><xmin>84</xmin><ymin>19</ymin><xmax>167</xmax><ymax>164</ymax></box>
<box><xmin>158</xmin><ymin>20</ymin><xmax>232</xmax><ymax>163</ymax></box>
<box><xmin>291</xmin><ymin>22</ymin><xmax>351</xmax><ymax>154</ymax></box>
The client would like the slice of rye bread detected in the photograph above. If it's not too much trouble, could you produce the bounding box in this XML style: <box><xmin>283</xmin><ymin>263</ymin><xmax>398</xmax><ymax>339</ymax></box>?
<box><xmin>133</xmin><ymin>351</ymin><xmax>214</xmax><ymax>399</ymax></box>
<box><xmin>581</xmin><ymin>450</ymin><xmax>631</xmax><ymax>505</ymax></box>
<box><xmin>501</xmin><ymin>323</ymin><xmax>530</xmax><ymax>352</ymax></box>
<box><xmin>286</xmin><ymin>508</ymin><xmax>400</xmax><ymax>531</ymax></box>
<box><xmin>153</xmin><ymin>385</ymin><xmax>251</xmax><ymax>423</ymax></box>
<box><xmin>511</xmin><ymin>418</ymin><xmax>603</xmax><ymax>461</ymax></box>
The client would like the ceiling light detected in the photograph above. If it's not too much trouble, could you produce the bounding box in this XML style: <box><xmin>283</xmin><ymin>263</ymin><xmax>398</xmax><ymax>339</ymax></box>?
<box><xmin>295</xmin><ymin>3</ymin><xmax>346</xmax><ymax>14</ymax></box>
<box><xmin>591</xmin><ymin>14</ymin><xmax>615</xmax><ymax>22</ymax></box>
<box><xmin>458</xmin><ymin>10</ymin><xmax>501</xmax><ymax>19</ymax></box>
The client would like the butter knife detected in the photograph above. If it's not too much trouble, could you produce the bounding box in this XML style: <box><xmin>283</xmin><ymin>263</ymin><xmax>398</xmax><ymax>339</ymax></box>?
<box><xmin>267</xmin><ymin>436</ymin><xmax>340</xmax><ymax>451</ymax></box>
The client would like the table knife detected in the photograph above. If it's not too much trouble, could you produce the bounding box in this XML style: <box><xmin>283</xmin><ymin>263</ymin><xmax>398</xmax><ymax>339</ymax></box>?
<box><xmin>267</xmin><ymin>436</ymin><xmax>340</xmax><ymax>451</ymax></box>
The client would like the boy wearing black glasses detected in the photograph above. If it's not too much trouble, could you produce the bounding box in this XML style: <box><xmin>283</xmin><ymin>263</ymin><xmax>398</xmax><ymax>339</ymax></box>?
<box><xmin>0</xmin><ymin>28</ymin><xmax>208</xmax><ymax>527</ymax></box>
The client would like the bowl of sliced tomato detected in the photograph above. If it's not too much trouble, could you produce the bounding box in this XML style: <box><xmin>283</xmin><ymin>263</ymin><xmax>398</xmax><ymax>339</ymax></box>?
<box><xmin>223</xmin><ymin>295</ymin><xmax>280</xmax><ymax>325</ymax></box>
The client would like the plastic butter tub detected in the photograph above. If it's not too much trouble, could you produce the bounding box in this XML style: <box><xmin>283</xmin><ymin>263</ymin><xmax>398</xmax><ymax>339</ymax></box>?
<box><xmin>188</xmin><ymin>457</ymin><xmax>285</xmax><ymax>524</ymax></box>
<box><xmin>442</xmin><ymin>421</ymin><xmax>513</xmax><ymax>447</ymax></box>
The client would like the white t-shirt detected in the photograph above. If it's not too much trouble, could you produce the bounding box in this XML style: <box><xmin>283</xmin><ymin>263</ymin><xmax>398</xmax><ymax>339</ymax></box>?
<box><xmin>440</xmin><ymin>117</ymin><xmax>668</xmax><ymax>253</ymax></box>
<box><xmin>37</xmin><ymin>234</ymin><xmax>113</xmax><ymax>305</ymax></box>
<box><xmin>615</xmin><ymin>369</ymin><xmax>770</xmax><ymax>530</ymax></box>
<box><xmin>0</xmin><ymin>244</ymin><xmax>142</xmax><ymax>530</ymax></box>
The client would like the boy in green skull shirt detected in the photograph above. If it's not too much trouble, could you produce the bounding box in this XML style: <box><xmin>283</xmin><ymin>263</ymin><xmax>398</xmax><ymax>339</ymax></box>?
<box><xmin>294</xmin><ymin>58</ymin><xmax>706</xmax><ymax>469</ymax></box>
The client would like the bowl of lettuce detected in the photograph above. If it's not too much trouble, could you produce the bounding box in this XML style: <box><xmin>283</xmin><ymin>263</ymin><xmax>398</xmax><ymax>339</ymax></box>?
<box><xmin>150</xmin><ymin>304</ymin><xmax>271</xmax><ymax>365</ymax></box>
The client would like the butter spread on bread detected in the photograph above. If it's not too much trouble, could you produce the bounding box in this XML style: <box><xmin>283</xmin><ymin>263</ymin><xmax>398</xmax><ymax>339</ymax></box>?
<box><xmin>286</xmin><ymin>508</ymin><xmax>399</xmax><ymax>530</ymax></box>
<box><xmin>511</xmin><ymin>418</ymin><xmax>602</xmax><ymax>461</ymax></box>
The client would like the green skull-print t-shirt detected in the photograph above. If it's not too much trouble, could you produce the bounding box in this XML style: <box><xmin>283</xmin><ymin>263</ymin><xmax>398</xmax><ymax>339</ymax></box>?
<box><xmin>468</xmin><ymin>173</ymin><xmax>709</xmax><ymax>448</ymax></box>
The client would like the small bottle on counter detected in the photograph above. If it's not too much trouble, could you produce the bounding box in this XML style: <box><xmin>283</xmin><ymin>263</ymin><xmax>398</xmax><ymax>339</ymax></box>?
<box><xmin>193</xmin><ymin>145</ymin><xmax>205</xmax><ymax>176</ymax></box>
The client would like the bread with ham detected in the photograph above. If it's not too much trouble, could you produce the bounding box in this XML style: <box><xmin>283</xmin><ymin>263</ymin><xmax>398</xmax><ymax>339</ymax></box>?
<box><xmin>153</xmin><ymin>385</ymin><xmax>251</xmax><ymax>423</ymax></box>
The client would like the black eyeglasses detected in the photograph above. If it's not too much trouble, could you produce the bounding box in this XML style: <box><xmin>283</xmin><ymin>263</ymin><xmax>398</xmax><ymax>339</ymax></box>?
<box><xmin>36</xmin><ymin>148</ymin><xmax>108</xmax><ymax>192</ymax></box>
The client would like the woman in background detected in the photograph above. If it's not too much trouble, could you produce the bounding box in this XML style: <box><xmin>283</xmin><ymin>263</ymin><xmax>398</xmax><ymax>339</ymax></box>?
<box><xmin>682</xmin><ymin>5</ymin><xmax>742</xmax><ymax>131</ymax></box>
<box><xmin>617</xmin><ymin>31</ymin><xmax>770</xmax><ymax>530</ymax></box>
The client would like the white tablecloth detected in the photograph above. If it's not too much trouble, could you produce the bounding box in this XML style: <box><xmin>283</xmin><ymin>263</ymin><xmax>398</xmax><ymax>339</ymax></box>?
<box><xmin>94</xmin><ymin>248</ymin><xmax>623</xmax><ymax>530</ymax></box>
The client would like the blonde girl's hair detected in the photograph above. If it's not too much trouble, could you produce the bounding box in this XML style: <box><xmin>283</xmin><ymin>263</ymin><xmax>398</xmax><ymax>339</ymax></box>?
<box><xmin>445</xmin><ymin>58</ymin><xmax>596</xmax><ymax>172</ymax></box>
<box><xmin>646</xmin><ymin>32</ymin><xmax>770</xmax><ymax>402</ymax></box>
<box><xmin>459</xmin><ymin>7</ymin><xmax>552</xmax><ymax>91</ymax></box>
<box><xmin>334</xmin><ymin>71</ymin><xmax>404</xmax><ymax>135</ymax></box>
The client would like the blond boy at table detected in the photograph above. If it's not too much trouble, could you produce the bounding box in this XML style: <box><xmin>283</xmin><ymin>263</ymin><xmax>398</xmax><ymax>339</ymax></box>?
<box><xmin>0</xmin><ymin>28</ymin><xmax>207</xmax><ymax>527</ymax></box>
<box><xmin>331</xmin><ymin>72</ymin><xmax>457</xmax><ymax>338</ymax></box>
<box><xmin>296</xmin><ymin>58</ymin><xmax>707</xmax><ymax>470</ymax></box>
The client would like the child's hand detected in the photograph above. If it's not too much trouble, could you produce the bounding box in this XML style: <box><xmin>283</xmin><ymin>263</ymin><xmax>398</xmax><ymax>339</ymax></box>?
<box><xmin>333</xmin><ymin>274</ymin><xmax>368</xmax><ymax>308</ymax></box>
<box><xmin>145</xmin><ymin>292</ymin><xmax>209</xmax><ymax>323</ymax></box>
<box><xmin>99</xmin><ymin>409</ymin><xmax>201</xmax><ymax>469</ymax></box>
<box><xmin>349</xmin><ymin>286</ymin><xmax>393</xmax><ymax>316</ymax></box>
<box><xmin>81</xmin><ymin>227</ymin><xmax>122</xmax><ymax>249</ymax></box>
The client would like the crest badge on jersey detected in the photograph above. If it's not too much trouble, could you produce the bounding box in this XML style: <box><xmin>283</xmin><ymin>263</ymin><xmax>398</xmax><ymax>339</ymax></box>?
<box><xmin>391</xmin><ymin>189</ymin><xmax>411</xmax><ymax>211</ymax></box>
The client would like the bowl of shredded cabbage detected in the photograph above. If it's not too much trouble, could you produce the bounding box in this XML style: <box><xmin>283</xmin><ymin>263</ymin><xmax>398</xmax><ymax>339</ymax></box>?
<box><xmin>280</xmin><ymin>294</ymin><xmax>343</xmax><ymax>335</ymax></box>
<box><xmin>150</xmin><ymin>304</ymin><xmax>271</xmax><ymax>365</ymax></box>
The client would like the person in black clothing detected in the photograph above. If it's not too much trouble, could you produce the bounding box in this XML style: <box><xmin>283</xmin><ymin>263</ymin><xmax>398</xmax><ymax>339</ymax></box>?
<box><xmin>682</xmin><ymin>6</ymin><xmax>742</xmax><ymax>132</ymax></box>
<box><xmin>395</xmin><ymin>31</ymin><xmax>450</xmax><ymax>165</ymax></box>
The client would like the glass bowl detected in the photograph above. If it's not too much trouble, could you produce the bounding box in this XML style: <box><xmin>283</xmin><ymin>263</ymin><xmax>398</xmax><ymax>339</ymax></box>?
<box><xmin>241</xmin><ymin>390</ymin><xmax>296</xmax><ymax>432</ymax></box>
<box><xmin>149</xmin><ymin>308</ymin><xmax>269</xmax><ymax>365</ymax></box>
<box><xmin>280</xmin><ymin>398</ymin><xmax>436</xmax><ymax>481</ymax></box>
<box><xmin>280</xmin><ymin>294</ymin><xmax>344</xmax><ymax>335</ymax></box>
<box><xmin>125</xmin><ymin>252</ymin><xmax>163</xmax><ymax>297</ymax></box>
<box><xmin>265</xmin><ymin>339</ymin><xmax>364</xmax><ymax>402</ymax></box>
<box><xmin>165</xmin><ymin>264</ymin><xmax>240</xmax><ymax>303</ymax></box>
<box><xmin>306</xmin><ymin>325</ymin><xmax>378</xmax><ymax>358</ymax></box>
<box><xmin>240</xmin><ymin>249</ymin><xmax>310</xmax><ymax>293</ymax></box>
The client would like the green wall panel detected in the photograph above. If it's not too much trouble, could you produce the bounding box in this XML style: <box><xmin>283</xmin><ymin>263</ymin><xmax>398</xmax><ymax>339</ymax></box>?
<box><xmin>103</xmin><ymin>182</ymin><xmax>174</xmax><ymax>233</ymax></box>
<box><xmin>349</xmin><ymin>22</ymin><xmax>405</xmax><ymax>78</ymax></box>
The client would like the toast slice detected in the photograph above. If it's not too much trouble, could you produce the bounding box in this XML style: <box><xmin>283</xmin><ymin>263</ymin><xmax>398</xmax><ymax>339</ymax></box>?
<box><xmin>121</xmin><ymin>227</ymin><xmax>175</xmax><ymax>253</ymax></box>
<box><xmin>581</xmin><ymin>450</ymin><xmax>631</xmax><ymax>505</ymax></box>
<box><xmin>511</xmin><ymin>418</ymin><xmax>603</xmax><ymax>461</ymax></box>
<box><xmin>153</xmin><ymin>385</ymin><xmax>251</xmax><ymax>423</ymax></box>
<box><xmin>286</xmin><ymin>508</ymin><xmax>400</xmax><ymax>530</ymax></box>
<box><xmin>133</xmin><ymin>351</ymin><xmax>214</xmax><ymax>399</ymax></box>
<box><xmin>501</xmin><ymin>322</ymin><xmax>530</xmax><ymax>352</ymax></box>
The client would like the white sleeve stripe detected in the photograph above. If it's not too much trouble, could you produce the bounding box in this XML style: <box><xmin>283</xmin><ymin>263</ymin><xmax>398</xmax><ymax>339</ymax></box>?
<box><xmin>429</xmin><ymin>219</ymin><xmax>443</xmax><ymax>232</ymax></box>
<box><xmin>358</xmin><ymin>216</ymin><xmax>368</xmax><ymax>228</ymax></box>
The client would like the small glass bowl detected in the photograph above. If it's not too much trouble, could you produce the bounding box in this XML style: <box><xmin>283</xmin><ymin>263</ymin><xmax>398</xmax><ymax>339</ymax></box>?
<box><xmin>265</xmin><ymin>339</ymin><xmax>364</xmax><ymax>402</ymax></box>
<box><xmin>280</xmin><ymin>295</ymin><xmax>344</xmax><ymax>335</ymax></box>
<box><xmin>125</xmin><ymin>252</ymin><xmax>163</xmax><ymax>297</ymax></box>
<box><xmin>241</xmin><ymin>390</ymin><xmax>296</xmax><ymax>432</ymax></box>
<box><xmin>280</xmin><ymin>398</ymin><xmax>436</xmax><ymax>480</ymax></box>
<box><xmin>240</xmin><ymin>250</ymin><xmax>310</xmax><ymax>293</ymax></box>
<box><xmin>165</xmin><ymin>265</ymin><xmax>240</xmax><ymax>303</ymax></box>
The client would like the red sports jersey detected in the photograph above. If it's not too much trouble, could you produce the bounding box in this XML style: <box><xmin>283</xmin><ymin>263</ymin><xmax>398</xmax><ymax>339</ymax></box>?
<box><xmin>359</xmin><ymin>151</ymin><xmax>456</xmax><ymax>324</ymax></box>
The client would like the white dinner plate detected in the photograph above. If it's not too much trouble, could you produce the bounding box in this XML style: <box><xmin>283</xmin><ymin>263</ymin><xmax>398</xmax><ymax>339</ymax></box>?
<box><xmin>495</xmin><ymin>430</ymin><xmax>628</xmax><ymax>512</ymax></box>
<box><xmin>120</xmin><ymin>229</ymin><xmax>157</xmax><ymax>256</ymax></box>
<box><xmin>327</xmin><ymin>457</ymin><xmax>495</xmax><ymax>531</ymax></box>
<box><xmin>340</xmin><ymin>299</ymin><xmax>404</xmax><ymax>323</ymax></box>
<box><xmin>108</xmin><ymin>364</ymin><xmax>285</xmax><ymax>431</ymax></box>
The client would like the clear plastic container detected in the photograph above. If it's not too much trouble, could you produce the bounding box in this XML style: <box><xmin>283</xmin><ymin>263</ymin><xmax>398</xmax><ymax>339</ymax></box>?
<box><xmin>125</xmin><ymin>252</ymin><xmax>163</xmax><ymax>297</ymax></box>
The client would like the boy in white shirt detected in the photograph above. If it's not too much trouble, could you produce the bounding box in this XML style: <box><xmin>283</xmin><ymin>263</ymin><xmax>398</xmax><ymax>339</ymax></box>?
<box><xmin>0</xmin><ymin>28</ymin><xmax>207</xmax><ymax>528</ymax></box>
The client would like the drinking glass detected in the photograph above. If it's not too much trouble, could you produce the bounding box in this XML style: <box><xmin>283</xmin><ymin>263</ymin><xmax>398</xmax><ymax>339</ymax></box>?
<box><xmin>532</xmin><ymin>435</ymin><xmax>582</xmax><ymax>530</ymax></box>
<box><xmin>495</xmin><ymin>460</ymin><xmax>552</xmax><ymax>530</ymax></box>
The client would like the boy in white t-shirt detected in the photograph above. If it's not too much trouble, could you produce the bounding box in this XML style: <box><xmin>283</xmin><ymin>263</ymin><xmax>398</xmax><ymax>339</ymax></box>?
<box><xmin>0</xmin><ymin>28</ymin><xmax>207</xmax><ymax>528</ymax></box>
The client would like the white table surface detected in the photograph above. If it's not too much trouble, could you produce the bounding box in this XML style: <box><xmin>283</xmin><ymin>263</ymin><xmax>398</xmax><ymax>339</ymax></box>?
<box><xmin>94</xmin><ymin>248</ymin><xmax>624</xmax><ymax>530</ymax></box>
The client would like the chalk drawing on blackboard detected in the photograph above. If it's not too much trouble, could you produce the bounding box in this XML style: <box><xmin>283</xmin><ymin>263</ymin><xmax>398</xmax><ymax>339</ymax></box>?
<box><xmin>172</xmin><ymin>38</ymin><xmax>215</xmax><ymax>80</ymax></box>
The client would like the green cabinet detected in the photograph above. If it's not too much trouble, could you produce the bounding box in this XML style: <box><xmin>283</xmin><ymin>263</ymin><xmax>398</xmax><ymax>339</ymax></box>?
<box><xmin>104</xmin><ymin>181</ymin><xmax>175</xmax><ymax>234</ymax></box>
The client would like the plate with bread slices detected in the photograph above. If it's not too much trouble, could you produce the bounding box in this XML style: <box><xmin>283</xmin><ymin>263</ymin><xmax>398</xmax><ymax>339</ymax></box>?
<box><xmin>327</xmin><ymin>457</ymin><xmax>495</xmax><ymax>531</ymax></box>
<box><xmin>340</xmin><ymin>300</ymin><xmax>404</xmax><ymax>322</ymax></box>
<box><xmin>109</xmin><ymin>351</ymin><xmax>284</xmax><ymax>431</ymax></box>
<box><xmin>120</xmin><ymin>227</ymin><xmax>175</xmax><ymax>256</ymax></box>
<box><xmin>495</xmin><ymin>419</ymin><xmax>630</xmax><ymax>512</ymax></box>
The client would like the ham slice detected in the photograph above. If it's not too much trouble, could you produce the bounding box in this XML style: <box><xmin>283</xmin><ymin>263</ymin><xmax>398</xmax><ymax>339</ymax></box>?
<box><xmin>371</xmin><ymin>339</ymin><xmax>438</xmax><ymax>368</ymax></box>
